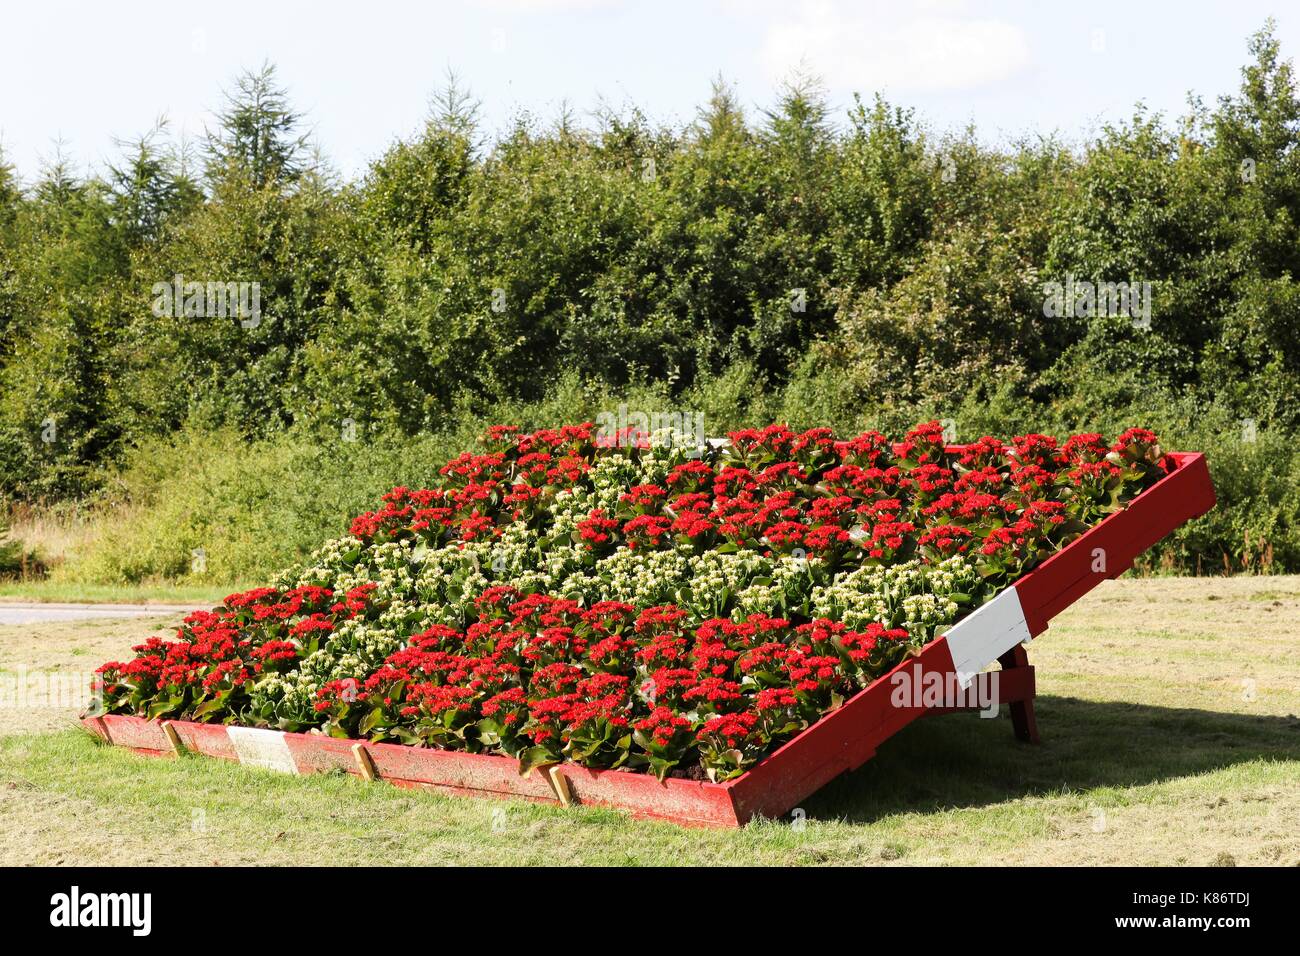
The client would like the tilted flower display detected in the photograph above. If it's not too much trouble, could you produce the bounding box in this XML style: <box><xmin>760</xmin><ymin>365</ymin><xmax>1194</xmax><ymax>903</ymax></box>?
<box><xmin>92</xmin><ymin>422</ymin><xmax>1171</xmax><ymax>782</ymax></box>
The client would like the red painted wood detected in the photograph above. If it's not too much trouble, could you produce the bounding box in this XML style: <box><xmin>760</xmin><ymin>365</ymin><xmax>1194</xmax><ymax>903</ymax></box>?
<box><xmin>726</xmin><ymin>640</ymin><xmax>958</xmax><ymax>821</ymax></box>
<box><xmin>551</xmin><ymin>764</ymin><xmax>741</xmax><ymax>827</ymax></box>
<box><xmin>921</xmin><ymin>659</ymin><xmax>1035</xmax><ymax>715</ymax></box>
<box><xmin>170</xmin><ymin>721</ymin><xmax>240</xmax><ymax>761</ymax></box>
<box><xmin>84</xmin><ymin>715</ymin><xmax>110</xmax><ymax>743</ymax></box>
<box><xmin>80</xmin><ymin>716</ymin><xmax>743</xmax><ymax>826</ymax></box>
<box><xmin>998</xmin><ymin>644</ymin><xmax>1039</xmax><ymax>743</ymax></box>
<box><xmin>282</xmin><ymin>732</ymin><xmax>363</xmax><ymax>775</ymax></box>
<box><xmin>1013</xmin><ymin>452</ymin><xmax>1214</xmax><ymax>636</ymax></box>
<box><xmin>81</xmin><ymin>451</ymin><xmax>1214</xmax><ymax>827</ymax></box>
<box><xmin>95</xmin><ymin>713</ymin><xmax>170</xmax><ymax>751</ymax></box>
<box><xmin>363</xmin><ymin>740</ymin><xmax>557</xmax><ymax>800</ymax></box>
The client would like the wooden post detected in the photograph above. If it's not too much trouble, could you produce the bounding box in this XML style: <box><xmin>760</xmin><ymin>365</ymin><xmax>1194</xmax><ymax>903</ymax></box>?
<box><xmin>998</xmin><ymin>644</ymin><xmax>1040</xmax><ymax>744</ymax></box>
<box><xmin>352</xmin><ymin>743</ymin><xmax>379</xmax><ymax>782</ymax></box>
<box><xmin>547</xmin><ymin>765</ymin><xmax>574</xmax><ymax>807</ymax></box>
<box><xmin>161</xmin><ymin>721</ymin><xmax>185</xmax><ymax>757</ymax></box>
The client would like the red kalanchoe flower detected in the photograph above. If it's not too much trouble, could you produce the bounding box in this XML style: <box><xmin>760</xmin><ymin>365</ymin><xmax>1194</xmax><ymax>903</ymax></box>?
<box><xmin>577</xmin><ymin>508</ymin><xmax>620</xmax><ymax>547</ymax></box>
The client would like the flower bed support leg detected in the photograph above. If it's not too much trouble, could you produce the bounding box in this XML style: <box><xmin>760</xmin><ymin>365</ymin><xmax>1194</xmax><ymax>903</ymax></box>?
<box><xmin>998</xmin><ymin>644</ymin><xmax>1039</xmax><ymax>744</ymax></box>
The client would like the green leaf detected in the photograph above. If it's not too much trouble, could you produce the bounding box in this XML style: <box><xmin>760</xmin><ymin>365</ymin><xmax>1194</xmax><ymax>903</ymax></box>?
<box><xmin>476</xmin><ymin>717</ymin><xmax>504</xmax><ymax>746</ymax></box>
<box><xmin>517</xmin><ymin>745</ymin><xmax>560</xmax><ymax>776</ymax></box>
<box><xmin>358</xmin><ymin>706</ymin><xmax>384</xmax><ymax>736</ymax></box>
<box><xmin>146</xmin><ymin>697</ymin><xmax>180</xmax><ymax>720</ymax></box>
<box><xmin>191</xmin><ymin>698</ymin><xmax>228</xmax><ymax>720</ymax></box>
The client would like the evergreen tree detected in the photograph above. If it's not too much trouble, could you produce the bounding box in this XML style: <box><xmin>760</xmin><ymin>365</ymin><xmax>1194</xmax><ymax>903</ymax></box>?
<box><xmin>107</xmin><ymin>120</ymin><xmax>188</xmax><ymax>245</ymax></box>
<box><xmin>205</xmin><ymin>62</ymin><xmax>309</xmax><ymax>190</ymax></box>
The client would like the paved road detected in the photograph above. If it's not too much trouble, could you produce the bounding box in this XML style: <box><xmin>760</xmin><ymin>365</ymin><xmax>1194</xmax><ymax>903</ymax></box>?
<box><xmin>0</xmin><ymin>603</ymin><xmax>196</xmax><ymax>626</ymax></box>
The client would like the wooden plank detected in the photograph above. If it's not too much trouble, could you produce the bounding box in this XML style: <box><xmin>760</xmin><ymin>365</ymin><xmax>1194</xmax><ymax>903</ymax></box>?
<box><xmin>942</xmin><ymin>585</ymin><xmax>1031</xmax><ymax>686</ymax></box>
<box><xmin>227</xmin><ymin>726</ymin><xmax>299</xmax><ymax>774</ymax></box>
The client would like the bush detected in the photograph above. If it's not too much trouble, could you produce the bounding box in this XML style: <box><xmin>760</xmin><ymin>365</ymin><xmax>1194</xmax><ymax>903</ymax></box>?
<box><xmin>0</xmin><ymin>518</ymin><xmax>27</xmax><ymax>577</ymax></box>
<box><xmin>59</xmin><ymin>425</ymin><xmax>465</xmax><ymax>585</ymax></box>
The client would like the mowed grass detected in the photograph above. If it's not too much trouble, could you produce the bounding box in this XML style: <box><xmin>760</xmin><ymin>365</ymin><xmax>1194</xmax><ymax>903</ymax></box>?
<box><xmin>1</xmin><ymin>576</ymin><xmax>1297</xmax><ymax>866</ymax></box>
<box><xmin>0</xmin><ymin>580</ymin><xmax>239</xmax><ymax>606</ymax></box>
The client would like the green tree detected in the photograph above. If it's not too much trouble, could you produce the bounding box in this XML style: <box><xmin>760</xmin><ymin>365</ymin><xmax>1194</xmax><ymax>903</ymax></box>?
<box><xmin>205</xmin><ymin>62</ymin><xmax>309</xmax><ymax>191</ymax></box>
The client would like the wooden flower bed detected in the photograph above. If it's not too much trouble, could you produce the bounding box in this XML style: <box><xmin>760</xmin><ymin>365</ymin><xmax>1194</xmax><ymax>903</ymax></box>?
<box><xmin>83</xmin><ymin>450</ymin><xmax>1214</xmax><ymax>827</ymax></box>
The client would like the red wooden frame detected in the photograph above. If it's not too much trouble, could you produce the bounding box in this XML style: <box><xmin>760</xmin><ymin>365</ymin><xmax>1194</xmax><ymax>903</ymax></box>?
<box><xmin>81</xmin><ymin>451</ymin><xmax>1215</xmax><ymax>827</ymax></box>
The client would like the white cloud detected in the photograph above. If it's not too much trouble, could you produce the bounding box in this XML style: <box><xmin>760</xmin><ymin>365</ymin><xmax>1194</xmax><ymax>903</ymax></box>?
<box><xmin>758</xmin><ymin>0</ymin><xmax>1032</xmax><ymax>94</ymax></box>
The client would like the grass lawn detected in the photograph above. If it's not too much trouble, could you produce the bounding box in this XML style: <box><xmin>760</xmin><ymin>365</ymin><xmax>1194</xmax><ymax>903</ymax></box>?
<box><xmin>0</xmin><ymin>580</ymin><xmax>240</xmax><ymax>606</ymax></box>
<box><xmin>1</xmin><ymin>575</ymin><xmax>1297</xmax><ymax>866</ymax></box>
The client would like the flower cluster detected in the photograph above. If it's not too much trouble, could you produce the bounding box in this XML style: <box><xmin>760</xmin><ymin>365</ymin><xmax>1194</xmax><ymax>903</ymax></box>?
<box><xmin>307</xmin><ymin>592</ymin><xmax>911</xmax><ymax>781</ymax></box>
<box><xmin>94</xmin><ymin>584</ymin><xmax>382</xmax><ymax>725</ymax></box>
<box><xmin>93</xmin><ymin>422</ymin><xmax>1172</xmax><ymax>781</ymax></box>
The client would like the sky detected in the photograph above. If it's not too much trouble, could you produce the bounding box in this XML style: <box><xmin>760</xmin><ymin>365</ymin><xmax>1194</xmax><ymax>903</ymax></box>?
<box><xmin>1</xmin><ymin>0</ymin><xmax>1296</xmax><ymax>183</ymax></box>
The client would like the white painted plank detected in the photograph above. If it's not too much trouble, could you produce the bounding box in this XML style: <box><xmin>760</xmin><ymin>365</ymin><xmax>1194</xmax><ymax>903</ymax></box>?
<box><xmin>227</xmin><ymin>726</ymin><xmax>298</xmax><ymax>774</ymax></box>
<box><xmin>942</xmin><ymin>585</ymin><xmax>1032</xmax><ymax>688</ymax></box>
